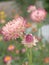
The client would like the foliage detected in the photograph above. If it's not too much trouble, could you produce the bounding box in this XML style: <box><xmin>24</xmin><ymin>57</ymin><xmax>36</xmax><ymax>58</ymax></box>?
<box><xmin>44</xmin><ymin>0</ymin><xmax>49</xmax><ymax>12</ymax></box>
<box><xmin>0</xmin><ymin>0</ymin><xmax>10</xmax><ymax>1</ymax></box>
<box><xmin>15</xmin><ymin>0</ymin><xmax>35</xmax><ymax>17</ymax></box>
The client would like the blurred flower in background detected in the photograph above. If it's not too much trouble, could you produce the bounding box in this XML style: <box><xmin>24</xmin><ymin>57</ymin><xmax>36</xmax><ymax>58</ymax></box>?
<box><xmin>8</xmin><ymin>45</ymin><xmax>15</xmax><ymax>51</ymax></box>
<box><xmin>0</xmin><ymin>11</ymin><xmax>6</xmax><ymax>24</ymax></box>
<box><xmin>44</xmin><ymin>57</ymin><xmax>49</xmax><ymax>63</ymax></box>
<box><xmin>4</xmin><ymin>56</ymin><xmax>12</xmax><ymax>63</ymax></box>
<box><xmin>31</xmin><ymin>8</ymin><xmax>47</xmax><ymax>22</ymax></box>
<box><xmin>21</xmin><ymin>48</ymin><xmax>26</xmax><ymax>53</ymax></box>
<box><xmin>27</xmin><ymin>5</ymin><xmax>36</xmax><ymax>13</ymax></box>
<box><xmin>32</xmin><ymin>23</ymin><xmax>37</xmax><ymax>32</ymax></box>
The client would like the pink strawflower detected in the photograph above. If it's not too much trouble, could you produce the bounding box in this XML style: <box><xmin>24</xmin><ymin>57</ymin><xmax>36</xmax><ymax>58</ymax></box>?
<box><xmin>8</xmin><ymin>45</ymin><xmax>15</xmax><ymax>51</ymax></box>
<box><xmin>27</xmin><ymin>5</ymin><xmax>36</xmax><ymax>13</ymax></box>
<box><xmin>22</xmin><ymin>34</ymin><xmax>38</xmax><ymax>48</ymax></box>
<box><xmin>21</xmin><ymin>48</ymin><xmax>26</xmax><ymax>53</ymax></box>
<box><xmin>25</xmin><ymin>34</ymin><xmax>33</xmax><ymax>43</ymax></box>
<box><xmin>31</xmin><ymin>8</ymin><xmax>47</xmax><ymax>22</ymax></box>
<box><xmin>2</xmin><ymin>16</ymin><xmax>26</xmax><ymax>40</ymax></box>
<box><xmin>4</xmin><ymin>56</ymin><xmax>12</xmax><ymax>63</ymax></box>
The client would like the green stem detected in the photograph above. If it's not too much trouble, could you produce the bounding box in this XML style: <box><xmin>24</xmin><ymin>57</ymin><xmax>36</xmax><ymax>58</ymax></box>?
<box><xmin>29</xmin><ymin>48</ymin><xmax>33</xmax><ymax>65</ymax></box>
<box><xmin>26</xmin><ymin>47</ymin><xmax>33</xmax><ymax>65</ymax></box>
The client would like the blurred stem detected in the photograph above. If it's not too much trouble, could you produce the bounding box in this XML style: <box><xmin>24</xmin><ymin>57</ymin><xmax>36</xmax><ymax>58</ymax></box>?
<box><xmin>26</xmin><ymin>47</ymin><xmax>33</xmax><ymax>65</ymax></box>
<box><xmin>29</xmin><ymin>48</ymin><xmax>33</xmax><ymax>65</ymax></box>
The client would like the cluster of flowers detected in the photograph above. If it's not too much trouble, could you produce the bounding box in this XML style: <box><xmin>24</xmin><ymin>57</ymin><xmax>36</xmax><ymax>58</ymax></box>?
<box><xmin>1</xmin><ymin>5</ymin><xmax>47</xmax><ymax>47</ymax></box>
<box><xmin>0</xmin><ymin>5</ymin><xmax>47</xmax><ymax>64</ymax></box>
<box><xmin>4</xmin><ymin>44</ymin><xmax>26</xmax><ymax>63</ymax></box>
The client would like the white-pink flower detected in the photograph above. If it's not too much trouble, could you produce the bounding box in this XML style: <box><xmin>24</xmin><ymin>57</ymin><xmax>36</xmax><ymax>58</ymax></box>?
<box><xmin>2</xmin><ymin>16</ymin><xmax>26</xmax><ymax>40</ymax></box>
<box><xmin>8</xmin><ymin>45</ymin><xmax>15</xmax><ymax>51</ymax></box>
<box><xmin>27</xmin><ymin>5</ymin><xmax>36</xmax><ymax>13</ymax></box>
<box><xmin>22</xmin><ymin>34</ymin><xmax>38</xmax><ymax>48</ymax></box>
<box><xmin>31</xmin><ymin>8</ymin><xmax>47</xmax><ymax>22</ymax></box>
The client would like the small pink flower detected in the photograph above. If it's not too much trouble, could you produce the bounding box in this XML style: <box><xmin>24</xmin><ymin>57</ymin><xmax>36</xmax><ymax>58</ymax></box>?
<box><xmin>2</xmin><ymin>16</ymin><xmax>26</xmax><ymax>40</ymax></box>
<box><xmin>22</xmin><ymin>34</ymin><xmax>38</xmax><ymax>48</ymax></box>
<box><xmin>21</xmin><ymin>48</ymin><xmax>26</xmax><ymax>53</ymax></box>
<box><xmin>8</xmin><ymin>45</ymin><xmax>15</xmax><ymax>51</ymax></box>
<box><xmin>27</xmin><ymin>5</ymin><xmax>36</xmax><ymax>13</ymax></box>
<box><xmin>31</xmin><ymin>8</ymin><xmax>47</xmax><ymax>22</ymax></box>
<box><xmin>4</xmin><ymin>56</ymin><xmax>12</xmax><ymax>63</ymax></box>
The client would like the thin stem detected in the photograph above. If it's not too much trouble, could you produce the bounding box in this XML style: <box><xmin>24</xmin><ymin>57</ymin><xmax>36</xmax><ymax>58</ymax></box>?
<box><xmin>29</xmin><ymin>48</ymin><xmax>33</xmax><ymax>65</ymax></box>
<box><xmin>26</xmin><ymin>47</ymin><xmax>33</xmax><ymax>65</ymax></box>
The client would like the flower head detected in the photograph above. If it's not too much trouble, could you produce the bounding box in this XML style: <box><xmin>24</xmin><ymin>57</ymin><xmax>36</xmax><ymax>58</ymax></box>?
<box><xmin>25</xmin><ymin>34</ymin><xmax>33</xmax><ymax>43</ymax></box>
<box><xmin>21</xmin><ymin>48</ymin><xmax>26</xmax><ymax>53</ymax></box>
<box><xmin>4</xmin><ymin>56</ymin><xmax>12</xmax><ymax>63</ymax></box>
<box><xmin>31</xmin><ymin>8</ymin><xmax>47</xmax><ymax>22</ymax></box>
<box><xmin>44</xmin><ymin>57</ymin><xmax>49</xmax><ymax>63</ymax></box>
<box><xmin>8</xmin><ymin>45</ymin><xmax>15</xmax><ymax>51</ymax></box>
<box><xmin>2</xmin><ymin>16</ymin><xmax>26</xmax><ymax>40</ymax></box>
<box><xmin>27</xmin><ymin>5</ymin><xmax>36</xmax><ymax>13</ymax></box>
<box><xmin>22</xmin><ymin>34</ymin><xmax>38</xmax><ymax>48</ymax></box>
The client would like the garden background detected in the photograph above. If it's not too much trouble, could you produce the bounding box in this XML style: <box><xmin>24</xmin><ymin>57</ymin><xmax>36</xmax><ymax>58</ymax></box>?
<box><xmin>0</xmin><ymin>0</ymin><xmax>49</xmax><ymax>65</ymax></box>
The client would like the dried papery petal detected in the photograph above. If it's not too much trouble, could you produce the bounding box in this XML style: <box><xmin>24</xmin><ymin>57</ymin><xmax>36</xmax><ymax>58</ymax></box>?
<box><xmin>25</xmin><ymin>34</ymin><xmax>33</xmax><ymax>43</ymax></box>
<box><xmin>2</xmin><ymin>16</ymin><xmax>26</xmax><ymax>40</ymax></box>
<box><xmin>31</xmin><ymin>8</ymin><xmax>47</xmax><ymax>22</ymax></box>
<box><xmin>22</xmin><ymin>34</ymin><xmax>38</xmax><ymax>48</ymax></box>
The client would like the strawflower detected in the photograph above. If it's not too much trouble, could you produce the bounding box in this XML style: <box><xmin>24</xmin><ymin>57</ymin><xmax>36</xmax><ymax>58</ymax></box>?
<box><xmin>31</xmin><ymin>8</ymin><xmax>47</xmax><ymax>22</ymax></box>
<box><xmin>2</xmin><ymin>16</ymin><xmax>26</xmax><ymax>40</ymax></box>
<box><xmin>4</xmin><ymin>56</ymin><xmax>12</xmax><ymax>63</ymax></box>
<box><xmin>22</xmin><ymin>34</ymin><xmax>38</xmax><ymax>48</ymax></box>
<box><xmin>8</xmin><ymin>45</ymin><xmax>15</xmax><ymax>51</ymax></box>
